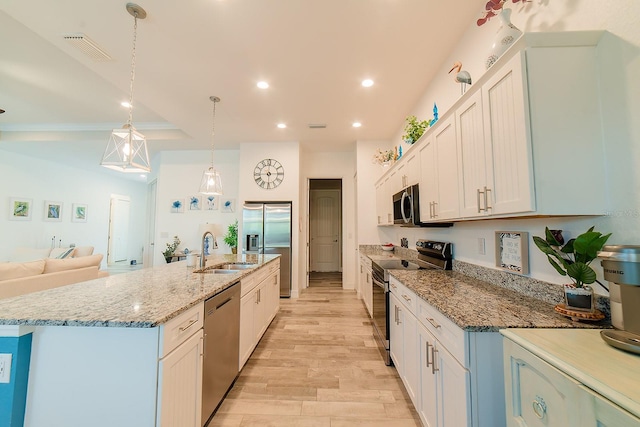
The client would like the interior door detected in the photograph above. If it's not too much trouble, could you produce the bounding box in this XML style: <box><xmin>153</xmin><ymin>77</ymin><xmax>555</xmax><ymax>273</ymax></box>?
<box><xmin>108</xmin><ymin>195</ymin><xmax>130</xmax><ymax>264</ymax></box>
<box><xmin>309</xmin><ymin>189</ymin><xmax>340</xmax><ymax>272</ymax></box>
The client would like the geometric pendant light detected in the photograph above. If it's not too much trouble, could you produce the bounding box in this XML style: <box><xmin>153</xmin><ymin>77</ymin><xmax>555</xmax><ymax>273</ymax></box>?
<box><xmin>198</xmin><ymin>96</ymin><xmax>224</xmax><ymax>195</ymax></box>
<box><xmin>100</xmin><ymin>3</ymin><xmax>151</xmax><ymax>173</ymax></box>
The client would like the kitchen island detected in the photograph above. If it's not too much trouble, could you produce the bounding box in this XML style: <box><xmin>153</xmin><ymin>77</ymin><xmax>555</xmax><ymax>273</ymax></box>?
<box><xmin>0</xmin><ymin>254</ymin><xmax>280</xmax><ymax>427</ymax></box>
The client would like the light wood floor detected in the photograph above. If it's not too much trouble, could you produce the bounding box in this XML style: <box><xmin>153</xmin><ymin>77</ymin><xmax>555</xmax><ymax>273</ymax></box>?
<box><xmin>211</xmin><ymin>278</ymin><xmax>421</xmax><ymax>426</ymax></box>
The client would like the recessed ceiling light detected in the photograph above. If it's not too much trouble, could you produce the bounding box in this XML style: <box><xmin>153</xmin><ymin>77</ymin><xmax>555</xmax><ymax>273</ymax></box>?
<box><xmin>361</xmin><ymin>79</ymin><xmax>374</xmax><ymax>87</ymax></box>
<box><xmin>277</xmin><ymin>123</ymin><xmax>286</xmax><ymax>129</ymax></box>
<box><xmin>121</xmin><ymin>101</ymin><xmax>131</xmax><ymax>108</ymax></box>
<box><xmin>257</xmin><ymin>81</ymin><xmax>269</xmax><ymax>89</ymax></box>
<box><xmin>352</xmin><ymin>122</ymin><xmax>362</xmax><ymax>128</ymax></box>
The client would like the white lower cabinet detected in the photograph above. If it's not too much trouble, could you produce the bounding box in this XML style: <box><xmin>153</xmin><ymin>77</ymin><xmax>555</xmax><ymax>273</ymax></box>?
<box><xmin>360</xmin><ymin>256</ymin><xmax>373</xmax><ymax>317</ymax></box>
<box><xmin>157</xmin><ymin>329</ymin><xmax>204</xmax><ymax>427</ymax></box>
<box><xmin>389</xmin><ymin>277</ymin><xmax>505</xmax><ymax>427</ymax></box>
<box><xmin>239</xmin><ymin>262</ymin><xmax>281</xmax><ymax>370</ymax></box>
<box><xmin>503</xmin><ymin>337</ymin><xmax>640</xmax><ymax>427</ymax></box>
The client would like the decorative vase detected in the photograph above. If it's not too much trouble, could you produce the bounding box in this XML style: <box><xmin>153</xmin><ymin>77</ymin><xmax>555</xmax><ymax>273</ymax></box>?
<box><xmin>485</xmin><ymin>8</ymin><xmax>522</xmax><ymax>69</ymax></box>
<box><xmin>564</xmin><ymin>284</ymin><xmax>594</xmax><ymax>313</ymax></box>
<box><xmin>381</xmin><ymin>161</ymin><xmax>391</xmax><ymax>170</ymax></box>
<box><xmin>164</xmin><ymin>256</ymin><xmax>173</xmax><ymax>264</ymax></box>
<box><xmin>232</xmin><ymin>247</ymin><xmax>237</xmax><ymax>255</ymax></box>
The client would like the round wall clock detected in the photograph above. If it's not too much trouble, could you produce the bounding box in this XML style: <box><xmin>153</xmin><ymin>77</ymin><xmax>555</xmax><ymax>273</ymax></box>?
<box><xmin>254</xmin><ymin>158</ymin><xmax>284</xmax><ymax>189</ymax></box>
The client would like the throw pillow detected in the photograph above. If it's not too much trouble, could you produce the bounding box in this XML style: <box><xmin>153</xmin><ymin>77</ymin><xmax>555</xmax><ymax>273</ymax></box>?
<box><xmin>72</xmin><ymin>246</ymin><xmax>94</xmax><ymax>257</ymax></box>
<box><xmin>50</xmin><ymin>247</ymin><xmax>76</xmax><ymax>259</ymax></box>
<box><xmin>0</xmin><ymin>259</ymin><xmax>46</xmax><ymax>281</ymax></box>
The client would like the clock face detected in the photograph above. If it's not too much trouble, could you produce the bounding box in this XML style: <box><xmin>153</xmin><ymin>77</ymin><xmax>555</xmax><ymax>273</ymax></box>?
<box><xmin>254</xmin><ymin>158</ymin><xmax>284</xmax><ymax>189</ymax></box>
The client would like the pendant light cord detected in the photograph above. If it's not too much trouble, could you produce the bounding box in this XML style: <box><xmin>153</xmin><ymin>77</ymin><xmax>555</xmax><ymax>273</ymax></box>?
<box><xmin>210</xmin><ymin>98</ymin><xmax>217</xmax><ymax>169</ymax></box>
<box><xmin>128</xmin><ymin>12</ymin><xmax>138</xmax><ymax>128</ymax></box>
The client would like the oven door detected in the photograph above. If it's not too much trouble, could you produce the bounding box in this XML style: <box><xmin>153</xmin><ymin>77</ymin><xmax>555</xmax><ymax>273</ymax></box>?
<box><xmin>371</xmin><ymin>274</ymin><xmax>391</xmax><ymax>365</ymax></box>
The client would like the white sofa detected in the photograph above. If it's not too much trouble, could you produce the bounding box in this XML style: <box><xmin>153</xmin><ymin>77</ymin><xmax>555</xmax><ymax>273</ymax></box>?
<box><xmin>0</xmin><ymin>247</ymin><xmax>108</xmax><ymax>299</ymax></box>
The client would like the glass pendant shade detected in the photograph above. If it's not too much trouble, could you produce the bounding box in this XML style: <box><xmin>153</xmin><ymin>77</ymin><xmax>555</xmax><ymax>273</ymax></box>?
<box><xmin>199</xmin><ymin>167</ymin><xmax>223</xmax><ymax>195</ymax></box>
<box><xmin>101</xmin><ymin>124</ymin><xmax>151</xmax><ymax>173</ymax></box>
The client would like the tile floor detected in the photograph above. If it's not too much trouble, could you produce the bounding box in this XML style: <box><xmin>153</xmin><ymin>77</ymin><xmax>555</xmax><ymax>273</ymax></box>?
<box><xmin>210</xmin><ymin>272</ymin><xmax>422</xmax><ymax>426</ymax></box>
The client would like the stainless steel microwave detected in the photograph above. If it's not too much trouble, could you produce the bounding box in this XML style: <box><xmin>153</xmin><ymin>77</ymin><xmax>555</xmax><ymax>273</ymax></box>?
<box><xmin>393</xmin><ymin>184</ymin><xmax>421</xmax><ymax>226</ymax></box>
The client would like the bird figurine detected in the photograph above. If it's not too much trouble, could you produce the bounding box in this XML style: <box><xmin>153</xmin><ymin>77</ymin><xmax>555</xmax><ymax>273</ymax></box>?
<box><xmin>449</xmin><ymin>61</ymin><xmax>472</xmax><ymax>94</ymax></box>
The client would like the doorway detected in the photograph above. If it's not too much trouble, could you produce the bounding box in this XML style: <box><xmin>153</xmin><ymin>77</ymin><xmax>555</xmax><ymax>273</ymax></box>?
<box><xmin>308</xmin><ymin>179</ymin><xmax>342</xmax><ymax>286</ymax></box>
<box><xmin>107</xmin><ymin>194</ymin><xmax>130</xmax><ymax>265</ymax></box>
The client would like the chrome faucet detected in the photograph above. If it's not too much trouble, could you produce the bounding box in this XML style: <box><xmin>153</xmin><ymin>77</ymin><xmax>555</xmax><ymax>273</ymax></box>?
<box><xmin>200</xmin><ymin>231</ymin><xmax>214</xmax><ymax>269</ymax></box>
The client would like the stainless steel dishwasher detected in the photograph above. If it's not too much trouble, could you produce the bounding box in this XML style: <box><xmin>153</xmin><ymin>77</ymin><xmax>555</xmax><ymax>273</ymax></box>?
<box><xmin>202</xmin><ymin>282</ymin><xmax>240</xmax><ymax>426</ymax></box>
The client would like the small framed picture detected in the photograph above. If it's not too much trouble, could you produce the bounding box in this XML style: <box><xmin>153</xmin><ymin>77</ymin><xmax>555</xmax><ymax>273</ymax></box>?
<box><xmin>221</xmin><ymin>198</ymin><xmax>235</xmax><ymax>213</ymax></box>
<box><xmin>171</xmin><ymin>199</ymin><xmax>184</xmax><ymax>213</ymax></box>
<box><xmin>188</xmin><ymin>196</ymin><xmax>202</xmax><ymax>211</ymax></box>
<box><xmin>9</xmin><ymin>197</ymin><xmax>33</xmax><ymax>221</ymax></box>
<box><xmin>204</xmin><ymin>195</ymin><xmax>219</xmax><ymax>211</ymax></box>
<box><xmin>495</xmin><ymin>231</ymin><xmax>529</xmax><ymax>275</ymax></box>
<box><xmin>72</xmin><ymin>203</ymin><xmax>88</xmax><ymax>222</ymax></box>
<box><xmin>44</xmin><ymin>201</ymin><xmax>63</xmax><ymax>222</ymax></box>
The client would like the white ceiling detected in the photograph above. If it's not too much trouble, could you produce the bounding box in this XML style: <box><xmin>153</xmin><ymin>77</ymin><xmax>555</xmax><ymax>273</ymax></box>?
<box><xmin>0</xmin><ymin>0</ymin><xmax>485</xmax><ymax>171</ymax></box>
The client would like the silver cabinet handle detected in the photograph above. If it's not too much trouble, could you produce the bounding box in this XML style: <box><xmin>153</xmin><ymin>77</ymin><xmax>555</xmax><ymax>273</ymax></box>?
<box><xmin>428</xmin><ymin>201</ymin><xmax>433</xmax><ymax>219</ymax></box>
<box><xmin>377</xmin><ymin>216</ymin><xmax>381</xmax><ymax>224</ymax></box>
<box><xmin>390</xmin><ymin>283</ymin><xmax>397</xmax><ymax>290</ymax></box>
<box><xmin>425</xmin><ymin>341</ymin><xmax>433</xmax><ymax>369</ymax></box>
<box><xmin>397</xmin><ymin>306</ymin><xmax>402</xmax><ymax>325</ymax></box>
<box><xmin>532</xmin><ymin>396</ymin><xmax>547</xmax><ymax>419</ymax></box>
<box><xmin>431</xmin><ymin>347</ymin><xmax>439</xmax><ymax>374</ymax></box>
<box><xmin>426</xmin><ymin>317</ymin><xmax>441</xmax><ymax>329</ymax></box>
<box><xmin>402</xmin><ymin>294</ymin><xmax>411</xmax><ymax>303</ymax></box>
<box><xmin>485</xmin><ymin>186</ymin><xmax>492</xmax><ymax>211</ymax></box>
<box><xmin>432</xmin><ymin>201</ymin><xmax>438</xmax><ymax>218</ymax></box>
<box><xmin>394</xmin><ymin>305</ymin><xmax>398</xmax><ymax>324</ymax></box>
<box><xmin>179</xmin><ymin>319</ymin><xmax>198</xmax><ymax>333</ymax></box>
<box><xmin>477</xmin><ymin>188</ymin><xmax>485</xmax><ymax>212</ymax></box>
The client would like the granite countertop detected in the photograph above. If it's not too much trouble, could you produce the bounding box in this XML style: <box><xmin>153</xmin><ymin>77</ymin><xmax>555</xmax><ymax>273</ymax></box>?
<box><xmin>0</xmin><ymin>254</ymin><xmax>279</xmax><ymax>328</ymax></box>
<box><xmin>359</xmin><ymin>247</ymin><xmax>607</xmax><ymax>332</ymax></box>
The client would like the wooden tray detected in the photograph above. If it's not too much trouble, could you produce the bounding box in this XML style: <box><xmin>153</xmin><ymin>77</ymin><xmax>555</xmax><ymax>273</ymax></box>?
<box><xmin>554</xmin><ymin>304</ymin><xmax>605</xmax><ymax>322</ymax></box>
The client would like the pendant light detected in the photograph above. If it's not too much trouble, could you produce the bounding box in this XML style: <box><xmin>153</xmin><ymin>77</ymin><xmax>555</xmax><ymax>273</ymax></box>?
<box><xmin>198</xmin><ymin>96</ymin><xmax>224</xmax><ymax>195</ymax></box>
<box><xmin>100</xmin><ymin>3</ymin><xmax>151</xmax><ymax>173</ymax></box>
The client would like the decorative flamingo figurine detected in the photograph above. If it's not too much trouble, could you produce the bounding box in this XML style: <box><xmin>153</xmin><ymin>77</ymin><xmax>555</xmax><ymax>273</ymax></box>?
<box><xmin>449</xmin><ymin>61</ymin><xmax>472</xmax><ymax>94</ymax></box>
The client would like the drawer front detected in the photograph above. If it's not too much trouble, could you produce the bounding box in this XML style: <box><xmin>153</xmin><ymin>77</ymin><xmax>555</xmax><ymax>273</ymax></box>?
<box><xmin>504</xmin><ymin>339</ymin><xmax>582</xmax><ymax>427</ymax></box>
<box><xmin>360</xmin><ymin>255</ymin><xmax>372</xmax><ymax>268</ymax></box>
<box><xmin>160</xmin><ymin>302</ymin><xmax>204</xmax><ymax>357</ymax></box>
<box><xmin>241</xmin><ymin>274</ymin><xmax>257</xmax><ymax>298</ymax></box>
<box><xmin>389</xmin><ymin>277</ymin><xmax>417</xmax><ymax>314</ymax></box>
<box><xmin>417</xmin><ymin>298</ymin><xmax>466</xmax><ymax>367</ymax></box>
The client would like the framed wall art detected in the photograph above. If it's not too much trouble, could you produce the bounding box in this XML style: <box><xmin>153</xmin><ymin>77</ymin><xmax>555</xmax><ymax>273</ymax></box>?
<box><xmin>495</xmin><ymin>231</ymin><xmax>529</xmax><ymax>275</ymax></box>
<box><xmin>44</xmin><ymin>200</ymin><xmax>63</xmax><ymax>222</ymax></box>
<box><xmin>72</xmin><ymin>203</ymin><xmax>88</xmax><ymax>222</ymax></box>
<box><xmin>9</xmin><ymin>197</ymin><xmax>32</xmax><ymax>221</ymax></box>
<box><xmin>204</xmin><ymin>195</ymin><xmax>218</xmax><ymax>211</ymax></box>
<box><xmin>170</xmin><ymin>199</ymin><xmax>184</xmax><ymax>213</ymax></box>
<box><xmin>221</xmin><ymin>198</ymin><xmax>235</xmax><ymax>213</ymax></box>
<box><xmin>188</xmin><ymin>196</ymin><xmax>202</xmax><ymax>211</ymax></box>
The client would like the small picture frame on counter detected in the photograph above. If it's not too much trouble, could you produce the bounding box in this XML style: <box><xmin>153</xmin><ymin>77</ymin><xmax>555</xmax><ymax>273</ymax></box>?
<box><xmin>495</xmin><ymin>231</ymin><xmax>529</xmax><ymax>275</ymax></box>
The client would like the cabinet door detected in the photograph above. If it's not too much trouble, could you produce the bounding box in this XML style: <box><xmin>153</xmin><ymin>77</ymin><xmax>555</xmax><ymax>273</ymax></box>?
<box><xmin>432</xmin><ymin>117</ymin><xmax>460</xmax><ymax>220</ymax></box>
<box><xmin>253</xmin><ymin>282</ymin><xmax>268</xmax><ymax>342</ymax></box>
<box><xmin>402</xmin><ymin>307</ymin><xmax>419</xmax><ymax>406</ymax></box>
<box><xmin>158</xmin><ymin>329</ymin><xmax>203</xmax><ymax>427</ymax></box>
<box><xmin>456</xmin><ymin>90</ymin><xmax>488</xmax><ymax>218</ymax></box>
<box><xmin>504</xmin><ymin>339</ymin><xmax>582</xmax><ymax>427</ymax></box>
<box><xmin>436</xmin><ymin>343</ymin><xmax>470</xmax><ymax>427</ymax></box>
<box><xmin>375</xmin><ymin>181</ymin><xmax>384</xmax><ymax>225</ymax></box>
<box><xmin>389</xmin><ymin>293</ymin><xmax>404</xmax><ymax>375</ymax></box>
<box><xmin>579</xmin><ymin>385</ymin><xmax>640</xmax><ymax>427</ymax></box>
<box><xmin>482</xmin><ymin>52</ymin><xmax>534</xmax><ymax>215</ymax></box>
<box><xmin>418</xmin><ymin>323</ymin><xmax>438</xmax><ymax>427</ymax></box>
<box><xmin>404</xmin><ymin>153</ymin><xmax>420</xmax><ymax>187</ymax></box>
<box><xmin>266</xmin><ymin>270</ymin><xmax>279</xmax><ymax>323</ymax></box>
<box><xmin>419</xmin><ymin>137</ymin><xmax>437</xmax><ymax>221</ymax></box>
<box><xmin>239</xmin><ymin>291</ymin><xmax>257</xmax><ymax>369</ymax></box>
<box><xmin>364</xmin><ymin>267</ymin><xmax>373</xmax><ymax>318</ymax></box>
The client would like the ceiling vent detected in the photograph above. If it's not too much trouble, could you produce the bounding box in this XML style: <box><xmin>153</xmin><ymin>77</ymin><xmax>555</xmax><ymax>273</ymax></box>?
<box><xmin>308</xmin><ymin>124</ymin><xmax>327</xmax><ymax>129</ymax></box>
<box><xmin>64</xmin><ymin>33</ymin><xmax>112</xmax><ymax>61</ymax></box>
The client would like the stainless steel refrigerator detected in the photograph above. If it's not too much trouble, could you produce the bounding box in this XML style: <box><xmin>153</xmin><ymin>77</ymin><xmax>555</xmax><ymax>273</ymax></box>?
<box><xmin>242</xmin><ymin>202</ymin><xmax>292</xmax><ymax>297</ymax></box>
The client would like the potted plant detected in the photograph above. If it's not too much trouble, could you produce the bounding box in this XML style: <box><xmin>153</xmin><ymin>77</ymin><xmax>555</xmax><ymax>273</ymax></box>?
<box><xmin>163</xmin><ymin>235</ymin><xmax>181</xmax><ymax>263</ymax></box>
<box><xmin>533</xmin><ymin>226</ymin><xmax>611</xmax><ymax>312</ymax></box>
<box><xmin>224</xmin><ymin>220</ymin><xmax>238</xmax><ymax>254</ymax></box>
<box><xmin>402</xmin><ymin>115</ymin><xmax>431</xmax><ymax>145</ymax></box>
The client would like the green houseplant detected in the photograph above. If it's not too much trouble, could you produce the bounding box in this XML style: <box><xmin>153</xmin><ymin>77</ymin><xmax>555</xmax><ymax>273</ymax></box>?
<box><xmin>224</xmin><ymin>220</ymin><xmax>238</xmax><ymax>254</ymax></box>
<box><xmin>533</xmin><ymin>226</ymin><xmax>611</xmax><ymax>311</ymax></box>
<box><xmin>163</xmin><ymin>235</ymin><xmax>181</xmax><ymax>263</ymax></box>
<box><xmin>402</xmin><ymin>115</ymin><xmax>431</xmax><ymax>145</ymax></box>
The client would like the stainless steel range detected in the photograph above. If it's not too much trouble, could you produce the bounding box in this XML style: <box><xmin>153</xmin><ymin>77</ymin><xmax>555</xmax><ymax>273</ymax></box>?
<box><xmin>371</xmin><ymin>240</ymin><xmax>452</xmax><ymax>365</ymax></box>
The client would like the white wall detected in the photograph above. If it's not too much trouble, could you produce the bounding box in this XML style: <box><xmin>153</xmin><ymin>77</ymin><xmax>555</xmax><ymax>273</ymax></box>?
<box><xmin>152</xmin><ymin>150</ymin><xmax>240</xmax><ymax>266</ymax></box>
<box><xmin>368</xmin><ymin>0</ymin><xmax>640</xmax><ymax>295</ymax></box>
<box><xmin>239</xmin><ymin>142</ymin><xmax>302</xmax><ymax>297</ymax></box>
<box><xmin>300</xmin><ymin>150</ymin><xmax>357</xmax><ymax>290</ymax></box>
<box><xmin>0</xmin><ymin>149</ymin><xmax>147</xmax><ymax>265</ymax></box>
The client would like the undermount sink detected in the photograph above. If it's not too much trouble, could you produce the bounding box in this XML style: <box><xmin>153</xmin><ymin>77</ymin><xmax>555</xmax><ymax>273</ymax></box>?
<box><xmin>193</xmin><ymin>263</ymin><xmax>257</xmax><ymax>274</ymax></box>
